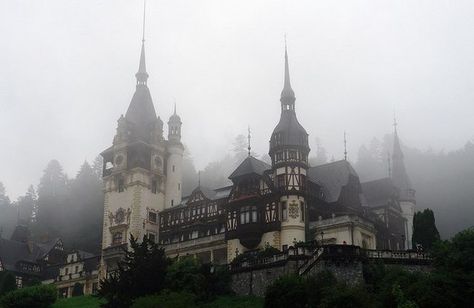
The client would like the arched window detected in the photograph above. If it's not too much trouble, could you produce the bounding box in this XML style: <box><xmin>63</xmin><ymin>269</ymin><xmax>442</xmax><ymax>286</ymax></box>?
<box><xmin>112</xmin><ymin>232</ymin><xmax>123</xmax><ymax>245</ymax></box>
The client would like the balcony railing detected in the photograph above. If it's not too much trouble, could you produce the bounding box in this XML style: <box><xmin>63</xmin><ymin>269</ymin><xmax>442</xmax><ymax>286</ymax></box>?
<box><xmin>164</xmin><ymin>234</ymin><xmax>225</xmax><ymax>251</ymax></box>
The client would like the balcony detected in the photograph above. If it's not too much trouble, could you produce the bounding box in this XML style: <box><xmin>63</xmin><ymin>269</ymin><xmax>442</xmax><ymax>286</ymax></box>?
<box><xmin>164</xmin><ymin>234</ymin><xmax>225</xmax><ymax>251</ymax></box>
<box><xmin>102</xmin><ymin>243</ymin><xmax>127</xmax><ymax>259</ymax></box>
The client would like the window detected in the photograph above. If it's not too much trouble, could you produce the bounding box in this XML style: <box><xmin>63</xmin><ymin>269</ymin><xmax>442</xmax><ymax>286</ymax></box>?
<box><xmin>148</xmin><ymin>233</ymin><xmax>156</xmax><ymax>243</ymax></box>
<box><xmin>151</xmin><ymin>180</ymin><xmax>157</xmax><ymax>194</ymax></box>
<box><xmin>15</xmin><ymin>276</ymin><xmax>22</xmax><ymax>288</ymax></box>
<box><xmin>118</xmin><ymin>178</ymin><xmax>124</xmax><ymax>192</ymax></box>
<box><xmin>65</xmin><ymin>268</ymin><xmax>69</xmax><ymax>275</ymax></box>
<box><xmin>171</xmin><ymin>200</ymin><xmax>174</xmax><ymax>207</ymax></box>
<box><xmin>92</xmin><ymin>283</ymin><xmax>99</xmax><ymax>295</ymax></box>
<box><xmin>288</xmin><ymin>150</ymin><xmax>297</xmax><ymax>160</ymax></box>
<box><xmin>276</xmin><ymin>152</ymin><xmax>283</xmax><ymax>162</ymax></box>
<box><xmin>178</xmin><ymin>183</ymin><xmax>181</xmax><ymax>191</ymax></box>
<box><xmin>172</xmin><ymin>165</ymin><xmax>175</xmax><ymax>172</ymax></box>
<box><xmin>75</xmin><ymin>265</ymin><xmax>79</xmax><ymax>273</ymax></box>
<box><xmin>148</xmin><ymin>211</ymin><xmax>157</xmax><ymax>223</ymax></box>
<box><xmin>112</xmin><ymin>232</ymin><xmax>123</xmax><ymax>245</ymax></box>
<box><xmin>281</xmin><ymin>202</ymin><xmax>288</xmax><ymax>221</ymax></box>
<box><xmin>277</xmin><ymin>174</ymin><xmax>286</xmax><ymax>187</ymax></box>
<box><xmin>240</xmin><ymin>206</ymin><xmax>257</xmax><ymax>224</ymax></box>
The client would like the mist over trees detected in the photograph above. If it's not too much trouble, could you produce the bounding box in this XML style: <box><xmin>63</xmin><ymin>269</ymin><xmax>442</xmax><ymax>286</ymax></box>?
<box><xmin>0</xmin><ymin>159</ymin><xmax>104</xmax><ymax>254</ymax></box>
<box><xmin>354</xmin><ymin>134</ymin><xmax>474</xmax><ymax>238</ymax></box>
<box><xmin>0</xmin><ymin>132</ymin><xmax>473</xmax><ymax>251</ymax></box>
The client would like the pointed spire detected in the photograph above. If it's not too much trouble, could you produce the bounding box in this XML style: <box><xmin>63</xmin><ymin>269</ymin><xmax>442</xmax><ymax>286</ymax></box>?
<box><xmin>344</xmin><ymin>131</ymin><xmax>348</xmax><ymax>161</ymax></box>
<box><xmin>280</xmin><ymin>36</ymin><xmax>295</xmax><ymax>111</ymax></box>
<box><xmin>135</xmin><ymin>0</ymin><xmax>148</xmax><ymax>85</ymax></box>
<box><xmin>247</xmin><ymin>126</ymin><xmax>251</xmax><ymax>157</ymax></box>
<box><xmin>173</xmin><ymin>101</ymin><xmax>177</xmax><ymax>115</ymax></box>
<box><xmin>391</xmin><ymin>118</ymin><xmax>414</xmax><ymax>201</ymax></box>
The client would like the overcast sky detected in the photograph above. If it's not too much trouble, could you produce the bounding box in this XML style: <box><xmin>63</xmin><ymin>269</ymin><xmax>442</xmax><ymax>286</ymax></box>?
<box><xmin>1</xmin><ymin>0</ymin><xmax>474</xmax><ymax>199</ymax></box>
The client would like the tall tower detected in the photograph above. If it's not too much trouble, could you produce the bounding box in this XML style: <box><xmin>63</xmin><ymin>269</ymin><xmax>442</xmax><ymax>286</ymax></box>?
<box><xmin>392</xmin><ymin>120</ymin><xmax>416</xmax><ymax>249</ymax></box>
<box><xmin>269</xmin><ymin>45</ymin><xmax>310</xmax><ymax>249</ymax></box>
<box><xmin>165</xmin><ymin>104</ymin><xmax>184</xmax><ymax>208</ymax></box>
<box><xmin>100</xmin><ymin>38</ymin><xmax>167</xmax><ymax>275</ymax></box>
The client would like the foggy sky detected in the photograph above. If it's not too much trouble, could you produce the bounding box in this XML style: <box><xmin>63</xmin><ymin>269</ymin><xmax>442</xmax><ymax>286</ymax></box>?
<box><xmin>1</xmin><ymin>0</ymin><xmax>474</xmax><ymax>199</ymax></box>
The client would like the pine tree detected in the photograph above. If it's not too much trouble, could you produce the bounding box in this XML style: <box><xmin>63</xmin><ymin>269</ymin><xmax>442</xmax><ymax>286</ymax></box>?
<box><xmin>35</xmin><ymin>160</ymin><xmax>69</xmax><ymax>240</ymax></box>
<box><xmin>98</xmin><ymin>235</ymin><xmax>170</xmax><ymax>307</ymax></box>
<box><xmin>412</xmin><ymin>209</ymin><xmax>440</xmax><ymax>250</ymax></box>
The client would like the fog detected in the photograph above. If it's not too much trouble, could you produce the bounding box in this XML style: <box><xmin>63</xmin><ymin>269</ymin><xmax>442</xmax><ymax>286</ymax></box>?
<box><xmin>1</xmin><ymin>0</ymin><xmax>474</xmax><ymax>199</ymax></box>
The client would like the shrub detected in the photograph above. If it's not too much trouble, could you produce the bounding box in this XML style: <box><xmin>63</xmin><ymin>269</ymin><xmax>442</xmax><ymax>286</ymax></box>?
<box><xmin>0</xmin><ymin>284</ymin><xmax>57</xmax><ymax>308</ymax></box>
<box><xmin>131</xmin><ymin>290</ymin><xmax>196</xmax><ymax>308</ymax></box>
<box><xmin>0</xmin><ymin>271</ymin><xmax>16</xmax><ymax>296</ymax></box>
<box><xmin>264</xmin><ymin>275</ymin><xmax>307</xmax><ymax>308</ymax></box>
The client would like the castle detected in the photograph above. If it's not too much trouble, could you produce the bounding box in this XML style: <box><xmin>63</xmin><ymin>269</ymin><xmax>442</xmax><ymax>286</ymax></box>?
<box><xmin>99</xmin><ymin>39</ymin><xmax>416</xmax><ymax>275</ymax></box>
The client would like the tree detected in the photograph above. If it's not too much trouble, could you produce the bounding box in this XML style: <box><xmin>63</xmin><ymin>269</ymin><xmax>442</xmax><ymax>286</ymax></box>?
<box><xmin>92</xmin><ymin>155</ymin><xmax>103</xmax><ymax>179</ymax></box>
<box><xmin>0</xmin><ymin>182</ymin><xmax>11</xmax><ymax>207</ymax></box>
<box><xmin>98</xmin><ymin>235</ymin><xmax>170</xmax><ymax>308</ymax></box>
<box><xmin>309</xmin><ymin>138</ymin><xmax>328</xmax><ymax>166</ymax></box>
<box><xmin>412</xmin><ymin>209</ymin><xmax>440</xmax><ymax>250</ymax></box>
<box><xmin>264</xmin><ymin>275</ymin><xmax>307</xmax><ymax>308</ymax></box>
<box><xmin>16</xmin><ymin>185</ymin><xmax>37</xmax><ymax>224</ymax></box>
<box><xmin>65</xmin><ymin>161</ymin><xmax>104</xmax><ymax>253</ymax></box>
<box><xmin>0</xmin><ymin>271</ymin><xmax>16</xmax><ymax>296</ymax></box>
<box><xmin>35</xmin><ymin>160</ymin><xmax>69</xmax><ymax>240</ymax></box>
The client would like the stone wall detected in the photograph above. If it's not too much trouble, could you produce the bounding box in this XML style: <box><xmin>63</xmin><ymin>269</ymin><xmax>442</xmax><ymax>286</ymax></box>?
<box><xmin>307</xmin><ymin>259</ymin><xmax>364</xmax><ymax>286</ymax></box>
<box><xmin>231</xmin><ymin>259</ymin><xmax>431</xmax><ymax>297</ymax></box>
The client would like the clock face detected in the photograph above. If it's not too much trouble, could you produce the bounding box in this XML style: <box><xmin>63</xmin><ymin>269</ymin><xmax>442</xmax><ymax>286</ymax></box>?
<box><xmin>115</xmin><ymin>155</ymin><xmax>124</xmax><ymax>166</ymax></box>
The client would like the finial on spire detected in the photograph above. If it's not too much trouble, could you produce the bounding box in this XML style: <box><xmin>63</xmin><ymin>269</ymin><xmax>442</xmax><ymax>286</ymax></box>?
<box><xmin>142</xmin><ymin>0</ymin><xmax>146</xmax><ymax>43</ymax></box>
<box><xmin>280</xmin><ymin>35</ymin><xmax>296</xmax><ymax>110</ymax></box>
<box><xmin>344</xmin><ymin>131</ymin><xmax>348</xmax><ymax>161</ymax></box>
<box><xmin>198</xmin><ymin>171</ymin><xmax>201</xmax><ymax>187</ymax></box>
<box><xmin>247</xmin><ymin>126</ymin><xmax>251</xmax><ymax>157</ymax></box>
<box><xmin>136</xmin><ymin>0</ymin><xmax>148</xmax><ymax>85</ymax></box>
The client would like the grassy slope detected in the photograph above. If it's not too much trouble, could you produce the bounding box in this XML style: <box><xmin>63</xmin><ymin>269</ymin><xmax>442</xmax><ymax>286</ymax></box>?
<box><xmin>53</xmin><ymin>295</ymin><xmax>263</xmax><ymax>308</ymax></box>
<box><xmin>52</xmin><ymin>296</ymin><xmax>104</xmax><ymax>308</ymax></box>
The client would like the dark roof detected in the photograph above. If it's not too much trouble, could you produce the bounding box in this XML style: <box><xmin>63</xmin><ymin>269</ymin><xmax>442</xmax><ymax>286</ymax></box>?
<box><xmin>361</xmin><ymin>178</ymin><xmax>399</xmax><ymax>208</ymax></box>
<box><xmin>308</xmin><ymin>160</ymin><xmax>359</xmax><ymax>203</ymax></box>
<box><xmin>229</xmin><ymin>156</ymin><xmax>271</xmax><ymax>179</ymax></box>
<box><xmin>125</xmin><ymin>85</ymin><xmax>157</xmax><ymax>141</ymax></box>
<box><xmin>0</xmin><ymin>238</ymin><xmax>43</xmax><ymax>272</ymax></box>
<box><xmin>271</xmin><ymin>111</ymin><xmax>308</xmax><ymax>149</ymax></box>
<box><xmin>392</xmin><ymin>131</ymin><xmax>414</xmax><ymax>200</ymax></box>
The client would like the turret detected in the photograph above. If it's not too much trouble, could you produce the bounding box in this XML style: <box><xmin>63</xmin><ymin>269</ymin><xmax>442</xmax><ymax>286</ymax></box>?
<box><xmin>391</xmin><ymin>119</ymin><xmax>416</xmax><ymax>249</ymax></box>
<box><xmin>269</xmin><ymin>44</ymin><xmax>309</xmax><ymax>249</ymax></box>
<box><xmin>168</xmin><ymin>104</ymin><xmax>182</xmax><ymax>142</ymax></box>
<box><xmin>165</xmin><ymin>104</ymin><xmax>184</xmax><ymax>208</ymax></box>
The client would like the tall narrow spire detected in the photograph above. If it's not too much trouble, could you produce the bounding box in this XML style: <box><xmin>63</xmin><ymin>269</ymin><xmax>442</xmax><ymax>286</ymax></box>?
<box><xmin>247</xmin><ymin>126</ymin><xmax>251</xmax><ymax>157</ymax></box>
<box><xmin>391</xmin><ymin>119</ymin><xmax>415</xmax><ymax>201</ymax></box>
<box><xmin>135</xmin><ymin>0</ymin><xmax>148</xmax><ymax>85</ymax></box>
<box><xmin>344</xmin><ymin>131</ymin><xmax>348</xmax><ymax>161</ymax></box>
<box><xmin>280</xmin><ymin>38</ymin><xmax>296</xmax><ymax>111</ymax></box>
